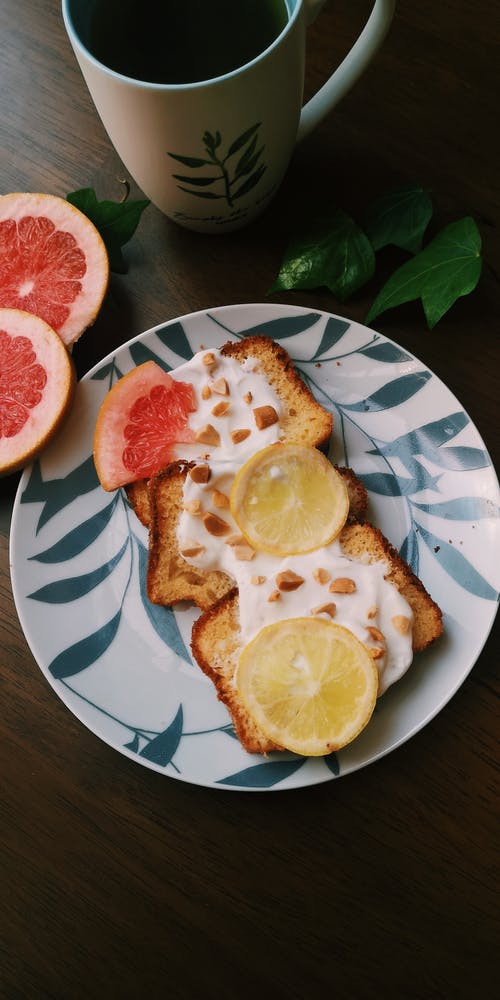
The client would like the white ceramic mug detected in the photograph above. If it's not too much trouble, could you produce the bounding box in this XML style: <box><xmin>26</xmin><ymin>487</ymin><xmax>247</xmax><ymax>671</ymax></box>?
<box><xmin>62</xmin><ymin>0</ymin><xmax>395</xmax><ymax>234</ymax></box>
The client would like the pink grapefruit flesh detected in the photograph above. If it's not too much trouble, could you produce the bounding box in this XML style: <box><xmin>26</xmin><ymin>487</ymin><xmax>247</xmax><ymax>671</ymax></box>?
<box><xmin>94</xmin><ymin>361</ymin><xmax>197</xmax><ymax>491</ymax></box>
<box><xmin>0</xmin><ymin>192</ymin><xmax>109</xmax><ymax>346</ymax></box>
<box><xmin>0</xmin><ymin>308</ymin><xmax>75</xmax><ymax>476</ymax></box>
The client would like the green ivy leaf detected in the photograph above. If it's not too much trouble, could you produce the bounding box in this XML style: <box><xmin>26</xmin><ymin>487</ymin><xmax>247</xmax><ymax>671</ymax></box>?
<box><xmin>269</xmin><ymin>208</ymin><xmax>375</xmax><ymax>301</ymax></box>
<box><xmin>363</xmin><ymin>183</ymin><xmax>433</xmax><ymax>254</ymax></box>
<box><xmin>67</xmin><ymin>187</ymin><xmax>150</xmax><ymax>273</ymax></box>
<box><xmin>365</xmin><ymin>217</ymin><xmax>482</xmax><ymax>329</ymax></box>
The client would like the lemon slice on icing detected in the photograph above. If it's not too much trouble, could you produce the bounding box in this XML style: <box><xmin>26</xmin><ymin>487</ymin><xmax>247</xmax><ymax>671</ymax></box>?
<box><xmin>236</xmin><ymin>618</ymin><xmax>378</xmax><ymax>756</ymax></box>
<box><xmin>230</xmin><ymin>443</ymin><xmax>349</xmax><ymax>556</ymax></box>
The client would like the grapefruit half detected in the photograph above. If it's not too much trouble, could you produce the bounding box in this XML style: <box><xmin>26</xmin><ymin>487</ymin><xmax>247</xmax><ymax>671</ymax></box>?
<box><xmin>0</xmin><ymin>192</ymin><xmax>109</xmax><ymax>346</ymax></box>
<box><xmin>0</xmin><ymin>308</ymin><xmax>75</xmax><ymax>476</ymax></box>
<box><xmin>94</xmin><ymin>361</ymin><xmax>197</xmax><ymax>491</ymax></box>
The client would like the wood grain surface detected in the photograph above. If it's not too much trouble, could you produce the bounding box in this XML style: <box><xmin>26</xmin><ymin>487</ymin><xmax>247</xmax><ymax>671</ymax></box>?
<box><xmin>1</xmin><ymin>2</ymin><xmax>498</xmax><ymax>998</ymax></box>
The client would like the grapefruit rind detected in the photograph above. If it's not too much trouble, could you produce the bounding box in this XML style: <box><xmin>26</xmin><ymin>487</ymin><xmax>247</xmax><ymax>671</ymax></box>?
<box><xmin>93</xmin><ymin>361</ymin><xmax>196</xmax><ymax>491</ymax></box>
<box><xmin>0</xmin><ymin>308</ymin><xmax>75</xmax><ymax>476</ymax></box>
<box><xmin>0</xmin><ymin>192</ymin><xmax>109</xmax><ymax>346</ymax></box>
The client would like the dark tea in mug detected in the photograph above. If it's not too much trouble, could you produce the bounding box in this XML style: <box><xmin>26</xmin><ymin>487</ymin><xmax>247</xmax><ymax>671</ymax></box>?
<box><xmin>89</xmin><ymin>0</ymin><xmax>290</xmax><ymax>84</ymax></box>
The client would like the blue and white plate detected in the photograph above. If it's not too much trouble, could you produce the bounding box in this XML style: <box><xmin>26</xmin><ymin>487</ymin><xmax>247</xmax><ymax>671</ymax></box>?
<box><xmin>10</xmin><ymin>304</ymin><xmax>500</xmax><ymax>791</ymax></box>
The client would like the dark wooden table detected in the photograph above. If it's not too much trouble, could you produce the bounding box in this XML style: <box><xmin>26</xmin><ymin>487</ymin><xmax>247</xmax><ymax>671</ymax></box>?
<box><xmin>1</xmin><ymin>2</ymin><xmax>499</xmax><ymax>997</ymax></box>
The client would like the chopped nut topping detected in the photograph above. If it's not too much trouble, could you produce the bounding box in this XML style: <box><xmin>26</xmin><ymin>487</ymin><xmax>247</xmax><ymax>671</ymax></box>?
<box><xmin>223</xmin><ymin>534</ymin><xmax>256</xmax><ymax>560</ymax></box>
<box><xmin>211</xmin><ymin>400</ymin><xmax>230</xmax><ymax>418</ymax></box>
<box><xmin>367</xmin><ymin>646</ymin><xmax>385</xmax><ymax>660</ymax></box>
<box><xmin>392</xmin><ymin>614</ymin><xmax>410</xmax><ymax>635</ymax></box>
<box><xmin>202</xmin><ymin>352</ymin><xmax>216</xmax><ymax>367</ymax></box>
<box><xmin>243</xmin><ymin>391</ymin><xmax>253</xmax><ymax>404</ymax></box>
<box><xmin>201</xmin><ymin>384</ymin><xmax>211</xmax><ymax>400</ymax></box>
<box><xmin>194</xmin><ymin>424</ymin><xmax>220</xmax><ymax>446</ymax></box>
<box><xmin>253</xmin><ymin>404</ymin><xmax>279</xmax><ymax>430</ymax></box>
<box><xmin>311</xmin><ymin>602</ymin><xmax>337</xmax><ymax>618</ymax></box>
<box><xmin>189</xmin><ymin>463</ymin><xmax>210</xmax><ymax>483</ymax></box>
<box><xmin>329</xmin><ymin>577</ymin><xmax>357</xmax><ymax>594</ymax></box>
<box><xmin>225</xmin><ymin>533</ymin><xmax>247</xmax><ymax>547</ymax></box>
<box><xmin>184</xmin><ymin>499</ymin><xmax>202</xmax><ymax>516</ymax></box>
<box><xmin>250</xmin><ymin>575</ymin><xmax>267</xmax><ymax>585</ymax></box>
<box><xmin>212</xmin><ymin>377</ymin><xmax>229</xmax><ymax>396</ymax></box>
<box><xmin>313</xmin><ymin>567</ymin><xmax>331</xmax><ymax>586</ymax></box>
<box><xmin>233</xmin><ymin>543</ymin><xmax>256</xmax><ymax>561</ymax></box>
<box><xmin>366</xmin><ymin>625</ymin><xmax>385</xmax><ymax>643</ymax></box>
<box><xmin>230</xmin><ymin>428</ymin><xmax>251</xmax><ymax>444</ymax></box>
<box><xmin>276</xmin><ymin>570</ymin><xmax>305</xmax><ymax>592</ymax></box>
<box><xmin>367</xmin><ymin>605</ymin><xmax>378</xmax><ymax>619</ymax></box>
<box><xmin>211</xmin><ymin>489</ymin><xmax>229</xmax><ymax>508</ymax></box>
<box><xmin>202</xmin><ymin>511</ymin><xmax>231</xmax><ymax>536</ymax></box>
<box><xmin>180</xmin><ymin>540</ymin><xmax>205</xmax><ymax>558</ymax></box>
<box><xmin>267</xmin><ymin>589</ymin><xmax>281</xmax><ymax>603</ymax></box>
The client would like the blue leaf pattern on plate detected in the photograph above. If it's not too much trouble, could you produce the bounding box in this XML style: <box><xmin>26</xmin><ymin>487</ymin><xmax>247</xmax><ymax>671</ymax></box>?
<box><xmin>413</xmin><ymin>497</ymin><xmax>500</xmax><ymax>520</ymax></box>
<box><xmin>358</xmin><ymin>472</ymin><xmax>405</xmax><ymax>497</ymax></box>
<box><xmin>399</xmin><ymin>528</ymin><xmax>420</xmax><ymax>575</ymax></box>
<box><xmin>411</xmin><ymin>411</ymin><xmax>469</xmax><ymax>447</ymax></box>
<box><xmin>217</xmin><ymin>758</ymin><xmax>305</xmax><ymax>788</ymax></box>
<box><xmin>359</xmin><ymin>342</ymin><xmax>412</xmax><ymax>363</ymax></box>
<box><xmin>324</xmin><ymin>754</ymin><xmax>340</xmax><ymax>776</ymax></box>
<box><xmin>129</xmin><ymin>341</ymin><xmax>172</xmax><ymax>371</ymax></box>
<box><xmin>373</xmin><ymin>416</ymin><xmax>484</xmax><ymax>477</ymax></box>
<box><xmin>235</xmin><ymin>313</ymin><xmax>321</xmax><ymax>340</ymax></box>
<box><xmin>27</xmin><ymin>538</ymin><xmax>129</xmax><ymax>603</ymax></box>
<box><xmin>29</xmin><ymin>496</ymin><xmax>119</xmax><ymax>563</ymax></box>
<box><xmin>361</xmin><ymin>466</ymin><xmax>440</xmax><ymax>496</ymax></box>
<box><xmin>91</xmin><ymin>359</ymin><xmax>124</xmax><ymax>383</ymax></box>
<box><xmin>156</xmin><ymin>321</ymin><xmax>194</xmax><ymax>360</ymax></box>
<box><xmin>21</xmin><ymin>456</ymin><xmax>100</xmax><ymax>532</ymax></box>
<box><xmin>49</xmin><ymin>610</ymin><xmax>122</xmax><ymax>679</ymax></box>
<box><xmin>124</xmin><ymin>733</ymin><xmax>140</xmax><ymax>752</ymax></box>
<box><xmin>219</xmin><ymin>723</ymin><xmax>239</xmax><ymax>740</ymax></box>
<box><xmin>432</xmin><ymin>446</ymin><xmax>490</xmax><ymax>472</ymax></box>
<box><xmin>89</xmin><ymin>361</ymin><xmax>115</xmax><ymax>381</ymax></box>
<box><xmin>417</xmin><ymin>525</ymin><xmax>498</xmax><ymax>600</ymax></box>
<box><xmin>370</xmin><ymin>414</ymin><xmax>468</xmax><ymax>460</ymax></box>
<box><xmin>139</xmin><ymin>705</ymin><xmax>183</xmax><ymax>766</ymax></box>
<box><xmin>311</xmin><ymin>316</ymin><xmax>350</xmax><ymax>359</ymax></box>
<box><xmin>136</xmin><ymin>539</ymin><xmax>192</xmax><ymax>664</ymax></box>
<box><xmin>342</xmin><ymin>371</ymin><xmax>432</xmax><ymax>412</ymax></box>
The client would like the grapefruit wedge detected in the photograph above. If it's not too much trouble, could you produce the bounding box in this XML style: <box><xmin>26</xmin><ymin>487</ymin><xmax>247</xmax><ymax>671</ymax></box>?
<box><xmin>0</xmin><ymin>308</ymin><xmax>75</xmax><ymax>476</ymax></box>
<box><xmin>0</xmin><ymin>192</ymin><xmax>109</xmax><ymax>346</ymax></box>
<box><xmin>94</xmin><ymin>361</ymin><xmax>197</xmax><ymax>491</ymax></box>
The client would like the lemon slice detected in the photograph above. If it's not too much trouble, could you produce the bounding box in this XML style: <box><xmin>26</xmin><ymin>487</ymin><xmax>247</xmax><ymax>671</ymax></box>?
<box><xmin>236</xmin><ymin>618</ymin><xmax>378</xmax><ymax>756</ymax></box>
<box><xmin>230</xmin><ymin>443</ymin><xmax>349</xmax><ymax>556</ymax></box>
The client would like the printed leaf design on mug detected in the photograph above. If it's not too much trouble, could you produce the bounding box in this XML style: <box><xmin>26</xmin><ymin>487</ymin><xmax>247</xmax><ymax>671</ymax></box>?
<box><xmin>168</xmin><ymin>124</ymin><xmax>266</xmax><ymax>208</ymax></box>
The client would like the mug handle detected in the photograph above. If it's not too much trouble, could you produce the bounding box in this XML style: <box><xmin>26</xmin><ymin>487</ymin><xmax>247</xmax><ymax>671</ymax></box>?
<box><xmin>298</xmin><ymin>0</ymin><xmax>396</xmax><ymax>141</ymax></box>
